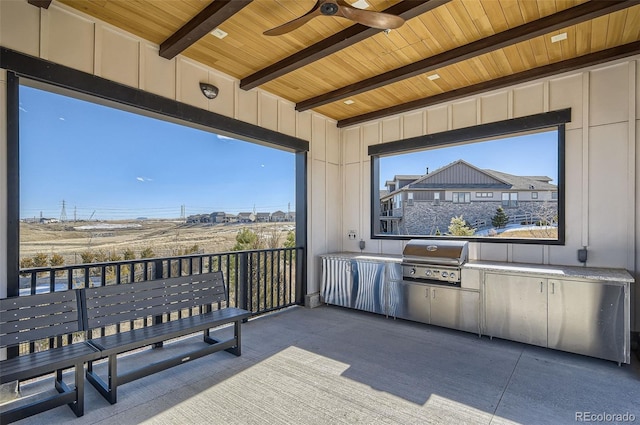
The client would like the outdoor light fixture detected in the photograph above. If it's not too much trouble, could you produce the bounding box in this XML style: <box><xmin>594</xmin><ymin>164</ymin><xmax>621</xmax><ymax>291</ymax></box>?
<box><xmin>199</xmin><ymin>82</ymin><xmax>219</xmax><ymax>99</ymax></box>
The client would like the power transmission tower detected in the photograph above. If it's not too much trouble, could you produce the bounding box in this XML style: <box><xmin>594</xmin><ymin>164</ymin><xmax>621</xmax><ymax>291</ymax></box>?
<box><xmin>180</xmin><ymin>205</ymin><xmax>186</xmax><ymax>221</ymax></box>
<box><xmin>60</xmin><ymin>200</ymin><xmax>67</xmax><ymax>222</ymax></box>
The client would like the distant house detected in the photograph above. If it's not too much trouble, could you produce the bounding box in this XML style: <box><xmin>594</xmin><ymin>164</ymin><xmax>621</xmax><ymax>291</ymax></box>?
<box><xmin>271</xmin><ymin>210</ymin><xmax>286</xmax><ymax>222</ymax></box>
<box><xmin>210</xmin><ymin>212</ymin><xmax>225</xmax><ymax>223</ymax></box>
<box><xmin>237</xmin><ymin>212</ymin><xmax>255</xmax><ymax>223</ymax></box>
<box><xmin>186</xmin><ymin>214</ymin><xmax>210</xmax><ymax>224</ymax></box>
<box><xmin>285</xmin><ymin>211</ymin><xmax>295</xmax><ymax>222</ymax></box>
<box><xmin>224</xmin><ymin>213</ymin><xmax>237</xmax><ymax>223</ymax></box>
<box><xmin>255</xmin><ymin>212</ymin><xmax>271</xmax><ymax>222</ymax></box>
<box><xmin>380</xmin><ymin>159</ymin><xmax>558</xmax><ymax>235</ymax></box>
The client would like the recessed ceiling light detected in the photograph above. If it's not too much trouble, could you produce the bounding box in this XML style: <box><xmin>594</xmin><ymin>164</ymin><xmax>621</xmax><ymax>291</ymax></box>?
<box><xmin>211</xmin><ymin>28</ymin><xmax>228</xmax><ymax>39</ymax></box>
<box><xmin>352</xmin><ymin>0</ymin><xmax>370</xmax><ymax>9</ymax></box>
<box><xmin>551</xmin><ymin>33</ymin><xmax>567</xmax><ymax>43</ymax></box>
<box><xmin>344</xmin><ymin>99</ymin><xmax>355</xmax><ymax>105</ymax></box>
<box><xmin>427</xmin><ymin>74</ymin><xmax>440</xmax><ymax>81</ymax></box>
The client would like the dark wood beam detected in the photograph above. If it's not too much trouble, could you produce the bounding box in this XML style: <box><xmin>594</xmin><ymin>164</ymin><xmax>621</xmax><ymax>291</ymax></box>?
<box><xmin>299</xmin><ymin>0</ymin><xmax>634</xmax><ymax>112</ymax></box>
<box><xmin>240</xmin><ymin>0</ymin><xmax>450</xmax><ymax>90</ymax></box>
<box><xmin>27</xmin><ymin>0</ymin><xmax>52</xmax><ymax>8</ymax></box>
<box><xmin>160</xmin><ymin>0</ymin><xmax>252</xmax><ymax>60</ymax></box>
<box><xmin>337</xmin><ymin>41</ymin><xmax>640</xmax><ymax>128</ymax></box>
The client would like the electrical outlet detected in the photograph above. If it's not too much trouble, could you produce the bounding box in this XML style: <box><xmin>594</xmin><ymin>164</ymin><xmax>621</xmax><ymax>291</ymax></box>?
<box><xmin>348</xmin><ymin>230</ymin><xmax>356</xmax><ymax>240</ymax></box>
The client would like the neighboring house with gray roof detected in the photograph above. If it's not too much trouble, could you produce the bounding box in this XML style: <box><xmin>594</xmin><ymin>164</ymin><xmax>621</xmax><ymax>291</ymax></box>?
<box><xmin>380</xmin><ymin>159</ymin><xmax>558</xmax><ymax>235</ymax></box>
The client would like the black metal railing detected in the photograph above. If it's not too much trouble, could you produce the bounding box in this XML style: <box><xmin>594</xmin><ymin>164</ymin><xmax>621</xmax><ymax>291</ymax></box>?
<box><xmin>15</xmin><ymin>247</ymin><xmax>301</xmax><ymax>355</ymax></box>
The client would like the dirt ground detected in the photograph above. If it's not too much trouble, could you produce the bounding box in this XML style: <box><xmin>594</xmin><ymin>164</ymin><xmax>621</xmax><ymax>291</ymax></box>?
<box><xmin>20</xmin><ymin>220</ymin><xmax>295</xmax><ymax>266</ymax></box>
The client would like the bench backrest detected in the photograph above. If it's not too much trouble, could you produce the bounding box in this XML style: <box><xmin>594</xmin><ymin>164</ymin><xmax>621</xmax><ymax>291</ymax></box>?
<box><xmin>0</xmin><ymin>290</ymin><xmax>82</xmax><ymax>348</ymax></box>
<box><xmin>82</xmin><ymin>271</ymin><xmax>227</xmax><ymax>330</ymax></box>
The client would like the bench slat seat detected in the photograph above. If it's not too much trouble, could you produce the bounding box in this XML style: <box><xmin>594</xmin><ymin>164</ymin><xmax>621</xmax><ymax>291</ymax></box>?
<box><xmin>0</xmin><ymin>342</ymin><xmax>99</xmax><ymax>384</ymax></box>
<box><xmin>87</xmin><ymin>307</ymin><xmax>250</xmax><ymax>355</ymax></box>
<box><xmin>83</xmin><ymin>271</ymin><xmax>250</xmax><ymax>404</ymax></box>
<box><xmin>0</xmin><ymin>290</ymin><xmax>100</xmax><ymax>424</ymax></box>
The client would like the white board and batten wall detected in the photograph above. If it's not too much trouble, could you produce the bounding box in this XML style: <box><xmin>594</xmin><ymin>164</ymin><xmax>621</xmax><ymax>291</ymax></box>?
<box><xmin>0</xmin><ymin>1</ymin><xmax>638</xmax><ymax>332</ymax></box>
<box><xmin>0</xmin><ymin>0</ymin><xmax>341</xmax><ymax>302</ymax></box>
<box><xmin>341</xmin><ymin>58</ymin><xmax>640</xmax><ymax>332</ymax></box>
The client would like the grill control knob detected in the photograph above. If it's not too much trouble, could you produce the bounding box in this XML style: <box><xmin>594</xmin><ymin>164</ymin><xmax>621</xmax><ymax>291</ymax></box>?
<box><xmin>441</xmin><ymin>271</ymin><xmax>448</xmax><ymax>278</ymax></box>
<box><xmin>410</xmin><ymin>268</ymin><xmax>416</xmax><ymax>275</ymax></box>
<box><xmin>425</xmin><ymin>269</ymin><xmax>432</xmax><ymax>276</ymax></box>
<box><xmin>449</xmin><ymin>272</ymin><xmax>456</xmax><ymax>279</ymax></box>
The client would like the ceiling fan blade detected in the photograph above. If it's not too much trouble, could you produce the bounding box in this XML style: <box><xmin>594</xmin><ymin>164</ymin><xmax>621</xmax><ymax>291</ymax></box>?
<box><xmin>336</xmin><ymin>0</ymin><xmax>405</xmax><ymax>30</ymax></box>
<box><xmin>264</xmin><ymin>1</ymin><xmax>324</xmax><ymax>36</ymax></box>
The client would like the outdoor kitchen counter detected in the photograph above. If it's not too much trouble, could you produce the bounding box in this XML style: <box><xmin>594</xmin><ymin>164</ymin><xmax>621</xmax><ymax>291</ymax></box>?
<box><xmin>464</xmin><ymin>260</ymin><xmax>633</xmax><ymax>364</ymax></box>
<box><xmin>463</xmin><ymin>260</ymin><xmax>634</xmax><ymax>283</ymax></box>
<box><xmin>319</xmin><ymin>252</ymin><xmax>402</xmax><ymax>263</ymax></box>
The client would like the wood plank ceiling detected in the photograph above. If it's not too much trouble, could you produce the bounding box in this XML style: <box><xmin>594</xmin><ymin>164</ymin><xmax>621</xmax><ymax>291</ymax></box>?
<box><xmin>55</xmin><ymin>0</ymin><xmax>640</xmax><ymax>128</ymax></box>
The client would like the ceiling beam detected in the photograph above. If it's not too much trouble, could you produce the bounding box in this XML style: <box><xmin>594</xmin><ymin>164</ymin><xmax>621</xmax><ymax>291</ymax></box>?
<box><xmin>27</xmin><ymin>0</ymin><xmax>52</xmax><ymax>8</ymax></box>
<box><xmin>240</xmin><ymin>0</ymin><xmax>450</xmax><ymax>90</ymax></box>
<box><xmin>337</xmin><ymin>41</ymin><xmax>640</xmax><ymax>128</ymax></box>
<box><xmin>160</xmin><ymin>0</ymin><xmax>252</xmax><ymax>60</ymax></box>
<box><xmin>298</xmin><ymin>0</ymin><xmax>635</xmax><ymax>112</ymax></box>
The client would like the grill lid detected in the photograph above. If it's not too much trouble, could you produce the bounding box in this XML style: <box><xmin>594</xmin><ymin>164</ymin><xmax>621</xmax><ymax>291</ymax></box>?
<box><xmin>402</xmin><ymin>239</ymin><xmax>469</xmax><ymax>266</ymax></box>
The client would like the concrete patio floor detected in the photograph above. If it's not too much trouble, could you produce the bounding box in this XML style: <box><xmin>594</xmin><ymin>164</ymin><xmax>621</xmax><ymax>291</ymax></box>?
<box><xmin>11</xmin><ymin>305</ymin><xmax>640</xmax><ymax>425</ymax></box>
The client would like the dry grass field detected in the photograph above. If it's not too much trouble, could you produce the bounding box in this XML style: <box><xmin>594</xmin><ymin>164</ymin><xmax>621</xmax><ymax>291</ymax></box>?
<box><xmin>20</xmin><ymin>220</ymin><xmax>295</xmax><ymax>266</ymax></box>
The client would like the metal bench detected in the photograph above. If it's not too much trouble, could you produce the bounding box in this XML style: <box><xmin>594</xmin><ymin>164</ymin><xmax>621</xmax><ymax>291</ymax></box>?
<box><xmin>0</xmin><ymin>290</ymin><xmax>100</xmax><ymax>424</ymax></box>
<box><xmin>82</xmin><ymin>271</ymin><xmax>251</xmax><ymax>404</ymax></box>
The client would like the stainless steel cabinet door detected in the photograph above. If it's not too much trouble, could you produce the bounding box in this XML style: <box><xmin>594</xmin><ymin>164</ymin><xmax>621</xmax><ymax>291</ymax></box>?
<box><xmin>390</xmin><ymin>281</ymin><xmax>430</xmax><ymax>324</ymax></box>
<box><xmin>485</xmin><ymin>273</ymin><xmax>547</xmax><ymax>346</ymax></box>
<box><xmin>321</xmin><ymin>258</ymin><xmax>353</xmax><ymax>307</ymax></box>
<box><xmin>430</xmin><ymin>287</ymin><xmax>480</xmax><ymax>334</ymax></box>
<box><xmin>548</xmin><ymin>279</ymin><xmax>626</xmax><ymax>363</ymax></box>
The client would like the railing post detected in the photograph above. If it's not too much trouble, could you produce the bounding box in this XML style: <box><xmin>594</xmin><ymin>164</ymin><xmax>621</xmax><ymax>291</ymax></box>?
<box><xmin>153</xmin><ymin>260</ymin><xmax>164</xmax><ymax>348</ymax></box>
<box><xmin>238</xmin><ymin>252</ymin><xmax>249</xmax><ymax>315</ymax></box>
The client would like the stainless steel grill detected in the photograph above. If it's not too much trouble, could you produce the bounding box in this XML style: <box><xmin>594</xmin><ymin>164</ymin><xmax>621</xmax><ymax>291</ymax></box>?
<box><xmin>401</xmin><ymin>240</ymin><xmax>469</xmax><ymax>286</ymax></box>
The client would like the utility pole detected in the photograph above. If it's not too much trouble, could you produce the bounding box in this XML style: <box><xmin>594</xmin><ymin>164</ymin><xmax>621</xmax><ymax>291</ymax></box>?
<box><xmin>60</xmin><ymin>199</ymin><xmax>67</xmax><ymax>222</ymax></box>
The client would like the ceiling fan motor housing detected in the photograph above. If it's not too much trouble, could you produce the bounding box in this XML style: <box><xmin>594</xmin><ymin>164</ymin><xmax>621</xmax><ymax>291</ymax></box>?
<box><xmin>321</xmin><ymin>2</ymin><xmax>339</xmax><ymax>16</ymax></box>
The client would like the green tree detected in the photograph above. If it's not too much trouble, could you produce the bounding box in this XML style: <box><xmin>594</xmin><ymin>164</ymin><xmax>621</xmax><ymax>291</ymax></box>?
<box><xmin>93</xmin><ymin>250</ymin><xmax>109</xmax><ymax>263</ymax></box>
<box><xmin>447</xmin><ymin>216</ymin><xmax>475</xmax><ymax>236</ymax></box>
<box><xmin>80</xmin><ymin>250</ymin><xmax>95</xmax><ymax>264</ymax></box>
<box><xmin>491</xmin><ymin>207</ymin><xmax>509</xmax><ymax>229</ymax></box>
<box><xmin>283</xmin><ymin>231</ymin><xmax>296</xmax><ymax>248</ymax></box>
<box><xmin>50</xmin><ymin>253</ymin><xmax>65</xmax><ymax>267</ymax></box>
<box><xmin>122</xmin><ymin>248</ymin><xmax>136</xmax><ymax>260</ymax></box>
<box><xmin>233</xmin><ymin>228</ymin><xmax>261</xmax><ymax>251</ymax></box>
<box><xmin>32</xmin><ymin>252</ymin><xmax>49</xmax><ymax>268</ymax></box>
<box><xmin>20</xmin><ymin>257</ymin><xmax>35</xmax><ymax>269</ymax></box>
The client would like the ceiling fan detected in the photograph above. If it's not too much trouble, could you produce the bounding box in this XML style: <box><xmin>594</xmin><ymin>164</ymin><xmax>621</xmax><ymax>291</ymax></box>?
<box><xmin>263</xmin><ymin>0</ymin><xmax>405</xmax><ymax>36</ymax></box>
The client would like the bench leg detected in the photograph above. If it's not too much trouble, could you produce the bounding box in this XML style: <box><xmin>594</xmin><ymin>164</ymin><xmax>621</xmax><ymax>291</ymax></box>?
<box><xmin>225</xmin><ymin>320</ymin><xmax>242</xmax><ymax>357</ymax></box>
<box><xmin>53</xmin><ymin>363</ymin><xmax>84</xmax><ymax>417</ymax></box>
<box><xmin>86</xmin><ymin>354</ymin><xmax>118</xmax><ymax>404</ymax></box>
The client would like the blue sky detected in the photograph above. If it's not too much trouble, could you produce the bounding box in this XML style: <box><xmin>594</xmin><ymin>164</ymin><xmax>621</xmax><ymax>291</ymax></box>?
<box><xmin>380</xmin><ymin>130</ymin><xmax>559</xmax><ymax>189</ymax></box>
<box><xmin>19</xmin><ymin>86</ymin><xmax>295</xmax><ymax>220</ymax></box>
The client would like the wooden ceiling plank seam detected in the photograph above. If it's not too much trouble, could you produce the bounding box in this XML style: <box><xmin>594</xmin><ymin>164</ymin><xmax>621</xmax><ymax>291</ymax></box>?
<box><xmin>447</xmin><ymin>1</ymin><xmax>483</xmax><ymax>39</ymax></box>
<box><xmin>605</xmin><ymin>9</ymin><xmax>628</xmax><ymax>47</ymax></box>
<box><xmin>575</xmin><ymin>21</ymin><xmax>593</xmax><ymax>56</ymax></box>
<box><xmin>481</xmin><ymin>0</ymin><xmax>510</xmax><ymax>34</ymax></box>
<box><xmin>459</xmin><ymin>1</ymin><xmax>494</xmax><ymax>35</ymax></box>
<box><xmin>336</xmin><ymin>40</ymin><xmax>640</xmax><ymax>128</ymax></box>
<box><xmin>295</xmin><ymin>0</ymin><xmax>635</xmax><ymax>112</ymax></box>
<box><xmin>518</xmin><ymin>0</ymin><xmax>541</xmax><ymax>22</ymax></box>
<box><xmin>499</xmin><ymin>0</ymin><xmax>526</xmax><ymax>29</ymax></box>
<box><xmin>621</xmin><ymin>7</ymin><xmax>640</xmax><ymax>42</ymax></box>
<box><xmin>159</xmin><ymin>0</ymin><xmax>253</xmax><ymax>60</ymax></box>
<box><xmin>501</xmin><ymin>44</ymin><xmax>527</xmax><ymax>73</ymax></box>
<box><xmin>239</xmin><ymin>0</ymin><xmax>451</xmax><ymax>90</ymax></box>
<box><xmin>590</xmin><ymin>15</ymin><xmax>610</xmax><ymax>52</ymax></box>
